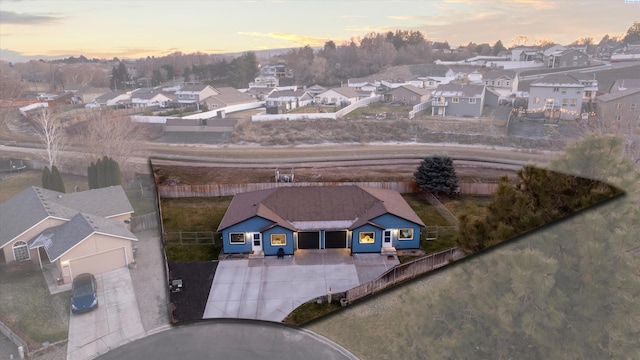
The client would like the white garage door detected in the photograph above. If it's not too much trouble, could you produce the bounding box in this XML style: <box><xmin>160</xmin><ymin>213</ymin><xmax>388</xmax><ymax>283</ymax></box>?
<box><xmin>69</xmin><ymin>247</ymin><xmax>127</xmax><ymax>279</ymax></box>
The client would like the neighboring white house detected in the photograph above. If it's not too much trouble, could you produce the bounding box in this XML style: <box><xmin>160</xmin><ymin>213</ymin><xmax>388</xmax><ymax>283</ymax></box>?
<box><xmin>174</xmin><ymin>84</ymin><xmax>218</xmax><ymax>104</ymax></box>
<box><xmin>316</xmin><ymin>87</ymin><xmax>360</xmax><ymax>106</ymax></box>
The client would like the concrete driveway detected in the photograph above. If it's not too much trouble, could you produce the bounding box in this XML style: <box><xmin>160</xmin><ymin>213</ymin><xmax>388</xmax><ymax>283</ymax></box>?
<box><xmin>203</xmin><ymin>249</ymin><xmax>398</xmax><ymax>322</ymax></box>
<box><xmin>67</xmin><ymin>267</ymin><xmax>145</xmax><ymax>360</ymax></box>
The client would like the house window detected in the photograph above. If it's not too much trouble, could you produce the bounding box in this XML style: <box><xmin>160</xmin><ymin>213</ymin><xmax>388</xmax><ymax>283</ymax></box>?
<box><xmin>561</xmin><ymin>89</ymin><xmax>566</xmax><ymax>94</ymax></box>
<box><xmin>452</xmin><ymin>97</ymin><xmax>459</xmax><ymax>103</ymax></box>
<box><xmin>497</xmin><ymin>81</ymin><xmax>501</xmax><ymax>86</ymax></box>
<box><xmin>13</xmin><ymin>241</ymin><xmax>30</xmax><ymax>261</ymax></box>
<box><xmin>576</xmin><ymin>90</ymin><xmax>581</xmax><ymax>95</ymax></box>
<box><xmin>562</xmin><ymin>99</ymin><xmax>568</xmax><ymax>106</ymax></box>
<box><xmin>398</xmin><ymin>229</ymin><xmax>414</xmax><ymax>240</ymax></box>
<box><xmin>615</xmin><ymin>115</ymin><xmax>621</xmax><ymax>121</ymax></box>
<box><xmin>534</xmin><ymin>97</ymin><xmax>540</xmax><ymax>104</ymax></box>
<box><xmin>506</xmin><ymin>81</ymin><xmax>510</xmax><ymax>86</ymax></box>
<box><xmin>469</xmin><ymin>98</ymin><xmax>477</xmax><ymax>104</ymax></box>
<box><xmin>573</xmin><ymin>55</ymin><xmax>578</xmax><ymax>60</ymax></box>
<box><xmin>553</xmin><ymin>87</ymin><xmax>560</xmax><ymax>92</ymax></box>
<box><xmin>359</xmin><ymin>232</ymin><xmax>375</xmax><ymax>244</ymax></box>
<box><xmin>570</xmin><ymin>99</ymin><xmax>577</xmax><ymax>107</ymax></box>
<box><xmin>616</xmin><ymin>103</ymin><xmax>623</xmax><ymax>109</ymax></box>
<box><xmin>230</xmin><ymin>233</ymin><xmax>245</xmax><ymax>244</ymax></box>
<box><xmin>411</xmin><ymin>96</ymin><xmax>417</xmax><ymax>101</ymax></box>
<box><xmin>270</xmin><ymin>234</ymin><xmax>286</xmax><ymax>246</ymax></box>
<box><xmin>630</xmin><ymin>103</ymin><xmax>637</xmax><ymax>111</ymax></box>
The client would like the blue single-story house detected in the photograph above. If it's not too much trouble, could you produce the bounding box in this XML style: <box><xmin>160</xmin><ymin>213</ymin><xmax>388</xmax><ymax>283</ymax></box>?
<box><xmin>217</xmin><ymin>185</ymin><xmax>425</xmax><ymax>256</ymax></box>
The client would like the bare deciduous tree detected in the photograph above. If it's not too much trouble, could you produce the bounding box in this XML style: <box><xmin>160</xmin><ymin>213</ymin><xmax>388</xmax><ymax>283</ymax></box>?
<box><xmin>579</xmin><ymin>116</ymin><xmax>640</xmax><ymax>165</ymax></box>
<box><xmin>82</xmin><ymin>109</ymin><xmax>147</xmax><ymax>177</ymax></box>
<box><xmin>31</xmin><ymin>107</ymin><xmax>67</xmax><ymax>168</ymax></box>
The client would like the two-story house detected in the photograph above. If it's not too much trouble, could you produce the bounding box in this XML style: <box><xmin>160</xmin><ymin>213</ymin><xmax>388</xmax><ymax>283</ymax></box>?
<box><xmin>545</xmin><ymin>49</ymin><xmax>589</xmax><ymax>68</ymax></box>
<box><xmin>597</xmin><ymin>82</ymin><xmax>640</xmax><ymax>125</ymax></box>
<box><xmin>527</xmin><ymin>74</ymin><xmax>585</xmax><ymax>120</ymax></box>
<box><xmin>429</xmin><ymin>84</ymin><xmax>486</xmax><ymax>117</ymax></box>
<box><xmin>174</xmin><ymin>84</ymin><xmax>218</xmax><ymax>105</ymax></box>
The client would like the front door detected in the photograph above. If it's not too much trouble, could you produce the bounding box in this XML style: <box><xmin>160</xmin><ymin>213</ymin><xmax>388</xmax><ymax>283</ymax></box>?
<box><xmin>252</xmin><ymin>233</ymin><xmax>262</xmax><ymax>252</ymax></box>
<box><xmin>383</xmin><ymin>230</ymin><xmax>392</xmax><ymax>248</ymax></box>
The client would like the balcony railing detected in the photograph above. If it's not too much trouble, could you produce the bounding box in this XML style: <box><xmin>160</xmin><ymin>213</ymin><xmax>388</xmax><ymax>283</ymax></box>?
<box><xmin>431</xmin><ymin>100</ymin><xmax>448</xmax><ymax>107</ymax></box>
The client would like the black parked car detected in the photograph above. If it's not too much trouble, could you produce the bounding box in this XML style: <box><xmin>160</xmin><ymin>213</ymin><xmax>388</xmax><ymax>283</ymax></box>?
<box><xmin>71</xmin><ymin>273</ymin><xmax>98</xmax><ymax>314</ymax></box>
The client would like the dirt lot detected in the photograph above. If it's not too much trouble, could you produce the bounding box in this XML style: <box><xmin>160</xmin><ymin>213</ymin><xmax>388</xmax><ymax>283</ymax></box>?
<box><xmin>152</xmin><ymin>160</ymin><xmax>517</xmax><ymax>186</ymax></box>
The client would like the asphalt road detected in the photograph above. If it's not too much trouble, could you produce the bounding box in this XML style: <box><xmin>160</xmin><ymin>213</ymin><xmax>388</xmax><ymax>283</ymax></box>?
<box><xmin>94</xmin><ymin>320</ymin><xmax>359</xmax><ymax>360</ymax></box>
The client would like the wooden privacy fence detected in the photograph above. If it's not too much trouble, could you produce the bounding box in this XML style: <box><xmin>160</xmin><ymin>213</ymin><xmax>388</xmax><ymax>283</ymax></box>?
<box><xmin>158</xmin><ymin>181</ymin><xmax>420</xmax><ymax>198</ymax></box>
<box><xmin>345</xmin><ymin>247</ymin><xmax>458</xmax><ymax>304</ymax></box>
<box><xmin>164</xmin><ymin>231</ymin><xmax>217</xmax><ymax>245</ymax></box>
<box><xmin>130</xmin><ymin>212</ymin><xmax>159</xmax><ymax>232</ymax></box>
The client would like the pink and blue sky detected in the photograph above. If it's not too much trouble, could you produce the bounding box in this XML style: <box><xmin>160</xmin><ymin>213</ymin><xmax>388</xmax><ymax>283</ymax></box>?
<box><xmin>1</xmin><ymin>0</ymin><xmax>638</xmax><ymax>62</ymax></box>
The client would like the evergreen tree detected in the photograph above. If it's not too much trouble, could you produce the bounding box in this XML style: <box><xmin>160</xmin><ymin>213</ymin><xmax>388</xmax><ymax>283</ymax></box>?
<box><xmin>87</xmin><ymin>156</ymin><xmax>122</xmax><ymax>189</ymax></box>
<box><xmin>50</xmin><ymin>165</ymin><xmax>65</xmax><ymax>193</ymax></box>
<box><xmin>42</xmin><ymin>166</ymin><xmax>51</xmax><ymax>190</ymax></box>
<box><xmin>413</xmin><ymin>156</ymin><xmax>458</xmax><ymax>195</ymax></box>
<box><xmin>88</xmin><ymin>162</ymin><xmax>97</xmax><ymax>189</ymax></box>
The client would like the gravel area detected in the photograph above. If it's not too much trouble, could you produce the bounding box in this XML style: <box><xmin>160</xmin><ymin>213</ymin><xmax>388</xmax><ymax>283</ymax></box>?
<box><xmin>129</xmin><ymin>229</ymin><xmax>171</xmax><ymax>334</ymax></box>
<box><xmin>167</xmin><ymin>262</ymin><xmax>218</xmax><ymax>323</ymax></box>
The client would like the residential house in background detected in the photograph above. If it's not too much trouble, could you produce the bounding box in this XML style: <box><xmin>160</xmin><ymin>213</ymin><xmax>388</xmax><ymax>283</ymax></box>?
<box><xmin>316</xmin><ymin>87</ymin><xmax>360</xmax><ymax>106</ymax></box>
<box><xmin>0</xmin><ymin>186</ymin><xmax>137</xmax><ymax>284</ymax></box>
<box><xmin>545</xmin><ymin>49</ymin><xmax>589</xmax><ymax>68</ymax></box>
<box><xmin>249</xmin><ymin>75</ymin><xmax>279</xmax><ymax>88</ymax></box>
<box><xmin>243</xmin><ymin>86</ymin><xmax>277</xmax><ymax>101</ymax></box>
<box><xmin>86</xmin><ymin>90</ymin><xmax>128</xmax><ymax>108</ymax></box>
<box><xmin>527</xmin><ymin>74</ymin><xmax>585</xmax><ymax>120</ymax></box>
<box><xmin>202</xmin><ymin>87</ymin><xmax>260</xmax><ymax>110</ymax></box>
<box><xmin>217</xmin><ymin>186</ymin><xmax>424</xmax><ymax>257</ymax></box>
<box><xmin>265</xmin><ymin>88</ymin><xmax>314</xmax><ymax>111</ymax></box>
<box><xmin>483</xmin><ymin>69</ymin><xmax>516</xmax><ymax>90</ymax></box>
<box><xmin>384</xmin><ymin>85</ymin><xmax>431</xmax><ymax>105</ymax></box>
<box><xmin>174</xmin><ymin>84</ymin><xmax>218</xmax><ymax>105</ymax></box>
<box><xmin>130</xmin><ymin>88</ymin><xmax>173</xmax><ymax>108</ymax></box>
<box><xmin>596</xmin><ymin>88</ymin><xmax>640</xmax><ymax>124</ymax></box>
<box><xmin>430</xmin><ymin>84</ymin><xmax>486</xmax><ymax>117</ymax></box>
<box><xmin>416</xmin><ymin>65</ymin><xmax>455</xmax><ymax>89</ymax></box>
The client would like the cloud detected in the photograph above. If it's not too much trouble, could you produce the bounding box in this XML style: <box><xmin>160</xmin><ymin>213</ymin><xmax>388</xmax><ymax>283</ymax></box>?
<box><xmin>238</xmin><ymin>32</ymin><xmax>328</xmax><ymax>47</ymax></box>
<box><xmin>0</xmin><ymin>10</ymin><xmax>60</xmax><ymax>25</ymax></box>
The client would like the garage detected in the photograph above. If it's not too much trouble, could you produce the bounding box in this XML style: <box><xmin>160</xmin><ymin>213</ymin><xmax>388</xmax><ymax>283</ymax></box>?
<box><xmin>69</xmin><ymin>247</ymin><xmax>127</xmax><ymax>280</ymax></box>
<box><xmin>324</xmin><ymin>231</ymin><xmax>348</xmax><ymax>248</ymax></box>
<box><xmin>297</xmin><ymin>232</ymin><xmax>320</xmax><ymax>249</ymax></box>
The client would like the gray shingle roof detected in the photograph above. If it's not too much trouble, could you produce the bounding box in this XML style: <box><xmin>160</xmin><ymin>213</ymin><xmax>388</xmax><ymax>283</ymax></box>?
<box><xmin>432</xmin><ymin>84</ymin><xmax>485</xmax><ymax>98</ymax></box>
<box><xmin>29</xmin><ymin>212</ymin><xmax>136</xmax><ymax>261</ymax></box>
<box><xmin>0</xmin><ymin>186</ymin><xmax>134</xmax><ymax>250</ymax></box>
<box><xmin>597</xmin><ymin>88</ymin><xmax>640</xmax><ymax>102</ymax></box>
<box><xmin>218</xmin><ymin>185</ymin><xmax>424</xmax><ymax>232</ymax></box>
<box><xmin>531</xmin><ymin>74</ymin><xmax>583</xmax><ymax>86</ymax></box>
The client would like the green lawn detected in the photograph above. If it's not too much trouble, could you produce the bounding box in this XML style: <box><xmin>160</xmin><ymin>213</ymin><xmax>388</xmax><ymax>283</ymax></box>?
<box><xmin>0</xmin><ymin>264</ymin><xmax>70</xmax><ymax>349</ymax></box>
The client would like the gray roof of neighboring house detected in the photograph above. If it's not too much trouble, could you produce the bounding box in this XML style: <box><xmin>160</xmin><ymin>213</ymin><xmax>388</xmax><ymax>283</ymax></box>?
<box><xmin>266</xmin><ymin>89</ymin><xmax>310</xmax><ymax>99</ymax></box>
<box><xmin>0</xmin><ymin>186</ymin><xmax>134</xmax><ymax>250</ymax></box>
<box><xmin>94</xmin><ymin>91</ymin><xmax>125</xmax><ymax>103</ymax></box>
<box><xmin>432</xmin><ymin>84</ymin><xmax>485</xmax><ymax>98</ymax></box>
<box><xmin>386</xmin><ymin>85</ymin><xmax>431</xmax><ymax>97</ymax></box>
<box><xmin>596</xmin><ymin>88</ymin><xmax>640</xmax><ymax>102</ymax></box>
<box><xmin>326</xmin><ymin>87</ymin><xmax>360</xmax><ymax>98</ymax></box>
<box><xmin>29</xmin><ymin>212</ymin><xmax>136</xmax><ymax>262</ymax></box>
<box><xmin>531</xmin><ymin>74</ymin><xmax>583</xmax><ymax>87</ymax></box>
<box><xmin>217</xmin><ymin>185</ymin><xmax>424</xmax><ymax>232</ymax></box>
<box><xmin>204</xmin><ymin>87</ymin><xmax>258</xmax><ymax>106</ymax></box>
<box><xmin>176</xmin><ymin>84</ymin><xmax>211</xmax><ymax>93</ymax></box>
<box><xmin>482</xmin><ymin>69</ymin><xmax>516</xmax><ymax>80</ymax></box>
